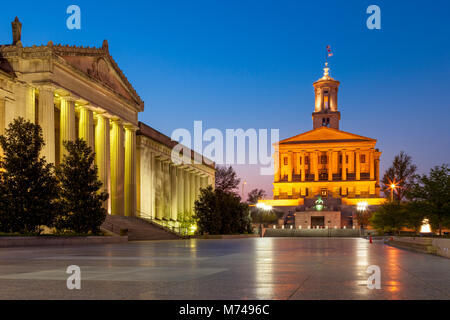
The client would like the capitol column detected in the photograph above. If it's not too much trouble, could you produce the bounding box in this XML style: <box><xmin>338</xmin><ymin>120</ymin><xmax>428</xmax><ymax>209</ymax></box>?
<box><xmin>300</xmin><ymin>152</ymin><xmax>305</xmax><ymax>182</ymax></box>
<box><xmin>287</xmin><ymin>151</ymin><xmax>293</xmax><ymax>181</ymax></box>
<box><xmin>314</xmin><ymin>151</ymin><xmax>319</xmax><ymax>181</ymax></box>
<box><xmin>356</xmin><ymin>149</ymin><xmax>361</xmax><ymax>181</ymax></box>
<box><xmin>38</xmin><ymin>86</ymin><xmax>55</xmax><ymax>164</ymax></box>
<box><xmin>95</xmin><ymin>113</ymin><xmax>110</xmax><ymax>212</ymax></box>
<box><xmin>78</xmin><ymin>105</ymin><xmax>94</xmax><ymax>149</ymax></box>
<box><xmin>110</xmin><ymin>119</ymin><xmax>124</xmax><ymax>216</ymax></box>
<box><xmin>274</xmin><ymin>152</ymin><xmax>280</xmax><ymax>182</ymax></box>
<box><xmin>342</xmin><ymin>150</ymin><xmax>347</xmax><ymax>181</ymax></box>
<box><xmin>328</xmin><ymin>150</ymin><xmax>333</xmax><ymax>181</ymax></box>
<box><xmin>124</xmin><ymin>124</ymin><xmax>137</xmax><ymax>217</ymax></box>
<box><xmin>60</xmin><ymin>96</ymin><xmax>76</xmax><ymax>161</ymax></box>
<box><xmin>369</xmin><ymin>149</ymin><xmax>375</xmax><ymax>180</ymax></box>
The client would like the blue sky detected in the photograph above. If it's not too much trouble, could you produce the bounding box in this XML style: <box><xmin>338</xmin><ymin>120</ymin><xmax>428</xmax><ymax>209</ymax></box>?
<box><xmin>0</xmin><ymin>0</ymin><xmax>449</xmax><ymax>197</ymax></box>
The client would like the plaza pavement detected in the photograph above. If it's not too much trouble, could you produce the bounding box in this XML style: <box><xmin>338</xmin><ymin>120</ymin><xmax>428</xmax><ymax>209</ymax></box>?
<box><xmin>0</xmin><ymin>238</ymin><xmax>448</xmax><ymax>299</ymax></box>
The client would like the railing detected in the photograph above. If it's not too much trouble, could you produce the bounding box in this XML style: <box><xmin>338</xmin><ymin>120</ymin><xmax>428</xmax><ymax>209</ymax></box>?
<box><xmin>138</xmin><ymin>214</ymin><xmax>191</xmax><ymax>237</ymax></box>
<box><xmin>101</xmin><ymin>220</ymin><xmax>128</xmax><ymax>236</ymax></box>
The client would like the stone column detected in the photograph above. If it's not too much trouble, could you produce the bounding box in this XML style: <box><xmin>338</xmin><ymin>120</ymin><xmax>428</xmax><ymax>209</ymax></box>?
<box><xmin>369</xmin><ymin>149</ymin><xmax>375</xmax><ymax>180</ymax></box>
<box><xmin>95</xmin><ymin>113</ymin><xmax>110</xmax><ymax>212</ymax></box>
<box><xmin>155</xmin><ymin>158</ymin><xmax>163</xmax><ymax>220</ymax></box>
<box><xmin>124</xmin><ymin>125</ymin><xmax>137</xmax><ymax>217</ymax></box>
<box><xmin>184</xmin><ymin>169</ymin><xmax>191</xmax><ymax>215</ymax></box>
<box><xmin>274</xmin><ymin>152</ymin><xmax>280</xmax><ymax>182</ymax></box>
<box><xmin>110</xmin><ymin>119</ymin><xmax>124</xmax><ymax>216</ymax></box>
<box><xmin>38</xmin><ymin>86</ymin><xmax>55</xmax><ymax>164</ymax></box>
<box><xmin>177</xmin><ymin>167</ymin><xmax>185</xmax><ymax>218</ymax></box>
<box><xmin>301</xmin><ymin>152</ymin><xmax>305</xmax><ymax>182</ymax></box>
<box><xmin>151</xmin><ymin>152</ymin><xmax>156</xmax><ymax>219</ymax></box>
<box><xmin>15</xmin><ymin>84</ymin><xmax>35</xmax><ymax>122</ymax></box>
<box><xmin>195</xmin><ymin>174</ymin><xmax>201</xmax><ymax>202</ymax></box>
<box><xmin>190</xmin><ymin>171</ymin><xmax>196</xmax><ymax>213</ymax></box>
<box><xmin>356</xmin><ymin>149</ymin><xmax>361</xmax><ymax>181</ymax></box>
<box><xmin>163</xmin><ymin>161</ymin><xmax>171</xmax><ymax>220</ymax></box>
<box><xmin>328</xmin><ymin>150</ymin><xmax>333</xmax><ymax>181</ymax></box>
<box><xmin>342</xmin><ymin>150</ymin><xmax>347</xmax><ymax>181</ymax></box>
<box><xmin>60</xmin><ymin>96</ymin><xmax>76</xmax><ymax>161</ymax></box>
<box><xmin>170</xmin><ymin>164</ymin><xmax>178</xmax><ymax>221</ymax></box>
<box><xmin>287</xmin><ymin>151</ymin><xmax>293</xmax><ymax>181</ymax></box>
<box><xmin>78</xmin><ymin>105</ymin><xmax>94</xmax><ymax>149</ymax></box>
<box><xmin>314</xmin><ymin>151</ymin><xmax>319</xmax><ymax>181</ymax></box>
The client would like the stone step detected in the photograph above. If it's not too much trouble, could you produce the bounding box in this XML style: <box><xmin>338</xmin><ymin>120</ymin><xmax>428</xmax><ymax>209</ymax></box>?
<box><xmin>102</xmin><ymin>215</ymin><xmax>180</xmax><ymax>241</ymax></box>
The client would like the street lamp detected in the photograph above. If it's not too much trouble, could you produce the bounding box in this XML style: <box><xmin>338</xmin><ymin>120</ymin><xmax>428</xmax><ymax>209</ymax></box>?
<box><xmin>242</xmin><ymin>181</ymin><xmax>247</xmax><ymax>199</ymax></box>
<box><xmin>389</xmin><ymin>183</ymin><xmax>397</xmax><ymax>202</ymax></box>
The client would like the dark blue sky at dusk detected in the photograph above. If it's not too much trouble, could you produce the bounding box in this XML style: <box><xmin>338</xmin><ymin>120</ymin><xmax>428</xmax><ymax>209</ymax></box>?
<box><xmin>0</xmin><ymin>0</ymin><xmax>449</xmax><ymax>198</ymax></box>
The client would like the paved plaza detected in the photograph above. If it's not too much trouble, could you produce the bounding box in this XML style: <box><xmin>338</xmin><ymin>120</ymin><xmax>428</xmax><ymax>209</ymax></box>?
<box><xmin>0</xmin><ymin>238</ymin><xmax>449</xmax><ymax>300</ymax></box>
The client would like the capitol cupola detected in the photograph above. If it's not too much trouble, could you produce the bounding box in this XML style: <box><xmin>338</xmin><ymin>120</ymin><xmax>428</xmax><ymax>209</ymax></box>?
<box><xmin>312</xmin><ymin>62</ymin><xmax>341</xmax><ymax>129</ymax></box>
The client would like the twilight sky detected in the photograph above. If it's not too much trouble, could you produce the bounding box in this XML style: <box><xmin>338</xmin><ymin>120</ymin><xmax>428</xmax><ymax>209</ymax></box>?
<box><xmin>0</xmin><ymin>0</ymin><xmax>449</xmax><ymax>199</ymax></box>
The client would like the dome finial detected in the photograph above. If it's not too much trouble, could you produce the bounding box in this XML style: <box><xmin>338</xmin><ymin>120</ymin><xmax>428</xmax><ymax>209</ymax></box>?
<box><xmin>323</xmin><ymin>62</ymin><xmax>330</xmax><ymax>77</ymax></box>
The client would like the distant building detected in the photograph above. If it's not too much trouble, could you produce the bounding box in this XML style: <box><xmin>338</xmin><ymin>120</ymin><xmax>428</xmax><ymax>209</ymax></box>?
<box><xmin>259</xmin><ymin>62</ymin><xmax>385</xmax><ymax>228</ymax></box>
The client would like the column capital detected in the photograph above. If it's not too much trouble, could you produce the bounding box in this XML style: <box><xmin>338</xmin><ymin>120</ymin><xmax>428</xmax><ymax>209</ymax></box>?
<box><xmin>123</xmin><ymin>123</ymin><xmax>139</xmax><ymax>131</ymax></box>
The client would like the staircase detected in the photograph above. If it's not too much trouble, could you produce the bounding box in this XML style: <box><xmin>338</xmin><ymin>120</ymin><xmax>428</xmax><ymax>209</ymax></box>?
<box><xmin>101</xmin><ymin>215</ymin><xmax>181</xmax><ymax>241</ymax></box>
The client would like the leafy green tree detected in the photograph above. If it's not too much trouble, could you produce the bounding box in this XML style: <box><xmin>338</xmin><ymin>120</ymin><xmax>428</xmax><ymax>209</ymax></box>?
<box><xmin>370</xmin><ymin>202</ymin><xmax>407</xmax><ymax>235</ymax></box>
<box><xmin>55</xmin><ymin>139</ymin><xmax>108</xmax><ymax>234</ymax></box>
<box><xmin>408</xmin><ymin>165</ymin><xmax>450</xmax><ymax>235</ymax></box>
<box><xmin>0</xmin><ymin>118</ymin><xmax>59</xmax><ymax>234</ymax></box>
<box><xmin>194</xmin><ymin>186</ymin><xmax>252</xmax><ymax>235</ymax></box>
<box><xmin>215</xmin><ymin>165</ymin><xmax>240</xmax><ymax>194</ymax></box>
<box><xmin>404</xmin><ymin>201</ymin><xmax>427</xmax><ymax>235</ymax></box>
<box><xmin>247</xmin><ymin>188</ymin><xmax>266</xmax><ymax>204</ymax></box>
<box><xmin>381</xmin><ymin>151</ymin><xmax>417</xmax><ymax>201</ymax></box>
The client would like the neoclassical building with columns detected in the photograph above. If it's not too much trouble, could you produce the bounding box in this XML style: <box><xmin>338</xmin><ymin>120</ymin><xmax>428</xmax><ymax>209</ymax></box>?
<box><xmin>0</xmin><ymin>17</ymin><xmax>214</xmax><ymax>227</ymax></box>
<box><xmin>259</xmin><ymin>62</ymin><xmax>385</xmax><ymax>228</ymax></box>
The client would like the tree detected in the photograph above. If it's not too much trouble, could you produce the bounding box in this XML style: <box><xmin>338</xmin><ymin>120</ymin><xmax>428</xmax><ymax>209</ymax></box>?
<box><xmin>408</xmin><ymin>165</ymin><xmax>450</xmax><ymax>235</ymax></box>
<box><xmin>0</xmin><ymin>118</ymin><xmax>59</xmax><ymax>234</ymax></box>
<box><xmin>354</xmin><ymin>209</ymin><xmax>372</xmax><ymax>230</ymax></box>
<box><xmin>215</xmin><ymin>165</ymin><xmax>240</xmax><ymax>194</ymax></box>
<box><xmin>370</xmin><ymin>202</ymin><xmax>407</xmax><ymax>235</ymax></box>
<box><xmin>55</xmin><ymin>139</ymin><xmax>108</xmax><ymax>234</ymax></box>
<box><xmin>404</xmin><ymin>201</ymin><xmax>427</xmax><ymax>235</ymax></box>
<box><xmin>247</xmin><ymin>188</ymin><xmax>266</xmax><ymax>204</ymax></box>
<box><xmin>194</xmin><ymin>186</ymin><xmax>252</xmax><ymax>235</ymax></box>
<box><xmin>381</xmin><ymin>151</ymin><xmax>417</xmax><ymax>201</ymax></box>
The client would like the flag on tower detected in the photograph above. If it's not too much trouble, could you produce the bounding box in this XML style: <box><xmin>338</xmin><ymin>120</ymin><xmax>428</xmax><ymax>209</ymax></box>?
<box><xmin>327</xmin><ymin>45</ymin><xmax>333</xmax><ymax>57</ymax></box>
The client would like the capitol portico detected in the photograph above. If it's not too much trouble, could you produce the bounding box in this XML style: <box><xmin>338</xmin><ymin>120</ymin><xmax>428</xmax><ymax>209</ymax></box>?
<box><xmin>0</xmin><ymin>17</ymin><xmax>214</xmax><ymax>226</ymax></box>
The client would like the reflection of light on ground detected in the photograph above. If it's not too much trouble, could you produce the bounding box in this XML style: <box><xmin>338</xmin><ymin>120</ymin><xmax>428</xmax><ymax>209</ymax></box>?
<box><xmin>254</xmin><ymin>238</ymin><xmax>274</xmax><ymax>299</ymax></box>
<box><xmin>420</xmin><ymin>219</ymin><xmax>431</xmax><ymax>233</ymax></box>
<box><xmin>385</xmin><ymin>248</ymin><xmax>401</xmax><ymax>298</ymax></box>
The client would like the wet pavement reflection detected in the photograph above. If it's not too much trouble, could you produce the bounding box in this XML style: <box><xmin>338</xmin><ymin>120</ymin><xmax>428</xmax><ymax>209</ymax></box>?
<box><xmin>0</xmin><ymin>238</ymin><xmax>448</xmax><ymax>299</ymax></box>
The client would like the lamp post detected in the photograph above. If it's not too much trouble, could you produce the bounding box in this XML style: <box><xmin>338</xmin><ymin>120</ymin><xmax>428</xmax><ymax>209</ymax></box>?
<box><xmin>389</xmin><ymin>183</ymin><xmax>397</xmax><ymax>202</ymax></box>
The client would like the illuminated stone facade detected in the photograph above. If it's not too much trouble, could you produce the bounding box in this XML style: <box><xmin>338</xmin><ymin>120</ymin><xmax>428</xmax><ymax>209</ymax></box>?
<box><xmin>273</xmin><ymin>63</ymin><xmax>382</xmax><ymax>202</ymax></box>
<box><xmin>0</xmin><ymin>18</ymin><xmax>214</xmax><ymax>224</ymax></box>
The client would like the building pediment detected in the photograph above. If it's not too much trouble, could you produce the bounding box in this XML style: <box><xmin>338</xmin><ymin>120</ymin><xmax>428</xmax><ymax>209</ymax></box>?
<box><xmin>54</xmin><ymin>42</ymin><xmax>143</xmax><ymax>111</ymax></box>
<box><xmin>279</xmin><ymin>127</ymin><xmax>376</xmax><ymax>145</ymax></box>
